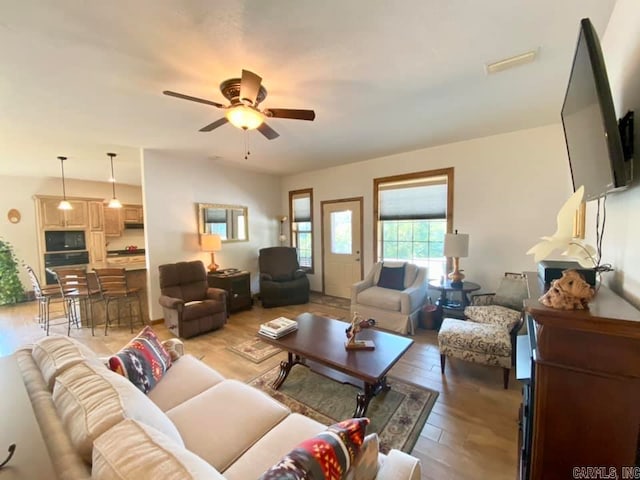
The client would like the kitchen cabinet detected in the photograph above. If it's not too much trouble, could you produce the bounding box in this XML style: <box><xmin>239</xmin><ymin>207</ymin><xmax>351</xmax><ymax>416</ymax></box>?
<box><xmin>106</xmin><ymin>255</ymin><xmax>145</xmax><ymax>265</ymax></box>
<box><xmin>123</xmin><ymin>205</ymin><xmax>144</xmax><ymax>224</ymax></box>
<box><xmin>88</xmin><ymin>201</ymin><xmax>105</xmax><ymax>231</ymax></box>
<box><xmin>104</xmin><ymin>207</ymin><xmax>123</xmax><ymax>237</ymax></box>
<box><xmin>89</xmin><ymin>231</ymin><xmax>106</xmax><ymax>263</ymax></box>
<box><xmin>39</xmin><ymin>198</ymin><xmax>87</xmax><ymax>228</ymax></box>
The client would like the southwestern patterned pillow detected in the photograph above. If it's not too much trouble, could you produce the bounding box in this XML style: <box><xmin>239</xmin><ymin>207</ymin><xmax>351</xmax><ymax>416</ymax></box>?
<box><xmin>108</xmin><ymin>326</ymin><xmax>172</xmax><ymax>394</ymax></box>
<box><xmin>259</xmin><ymin>417</ymin><xmax>370</xmax><ymax>480</ymax></box>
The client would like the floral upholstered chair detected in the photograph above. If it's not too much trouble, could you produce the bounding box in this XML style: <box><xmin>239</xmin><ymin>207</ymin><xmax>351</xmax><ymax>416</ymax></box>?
<box><xmin>437</xmin><ymin>273</ymin><xmax>527</xmax><ymax>388</ymax></box>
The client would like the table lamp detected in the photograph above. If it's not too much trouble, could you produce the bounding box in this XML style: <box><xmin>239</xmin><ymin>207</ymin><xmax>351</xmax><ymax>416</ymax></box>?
<box><xmin>201</xmin><ymin>234</ymin><xmax>222</xmax><ymax>272</ymax></box>
<box><xmin>444</xmin><ymin>230</ymin><xmax>469</xmax><ymax>286</ymax></box>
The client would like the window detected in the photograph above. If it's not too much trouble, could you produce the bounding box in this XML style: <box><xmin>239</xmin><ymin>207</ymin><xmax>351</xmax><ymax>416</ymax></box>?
<box><xmin>289</xmin><ymin>188</ymin><xmax>314</xmax><ymax>273</ymax></box>
<box><xmin>374</xmin><ymin>168</ymin><xmax>453</xmax><ymax>282</ymax></box>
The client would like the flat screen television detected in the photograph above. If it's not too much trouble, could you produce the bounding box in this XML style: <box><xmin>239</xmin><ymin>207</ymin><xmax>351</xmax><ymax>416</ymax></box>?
<box><xmin>561</xmin><ymin>18</ymin><xmax>632</xmax><ymax>201</ymax></box>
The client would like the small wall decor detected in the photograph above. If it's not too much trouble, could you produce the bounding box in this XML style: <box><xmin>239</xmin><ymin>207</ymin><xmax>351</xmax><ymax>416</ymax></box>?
<box><xmin>7</xmin><ymin>209</ymin><xmax>20</xmax><ymax>224</ymax></box>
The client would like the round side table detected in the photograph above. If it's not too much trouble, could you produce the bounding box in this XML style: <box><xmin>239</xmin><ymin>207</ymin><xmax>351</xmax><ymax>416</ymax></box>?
<box><xmin>428</xmin><ymin>280</ymin><xmax>481</xmax><ymax>321</ymax></box>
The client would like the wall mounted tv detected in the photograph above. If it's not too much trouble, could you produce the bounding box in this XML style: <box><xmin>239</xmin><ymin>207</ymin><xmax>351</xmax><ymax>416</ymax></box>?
<box><xmin>561</xmin><ymin>18</ymin><xmax>634</xmax><ymax>201</ymax></box>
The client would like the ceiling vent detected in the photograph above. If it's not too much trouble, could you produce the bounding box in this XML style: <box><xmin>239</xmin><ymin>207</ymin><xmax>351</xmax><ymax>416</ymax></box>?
<box><xmin>485</xmin><ymin>49</ymin><xmax>538</xmax><ymax>74</ymax></box>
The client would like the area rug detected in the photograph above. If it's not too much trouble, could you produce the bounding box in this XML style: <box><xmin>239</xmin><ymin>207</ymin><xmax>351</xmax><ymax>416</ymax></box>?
<box><xmin>227</xmin><ymin>337</ymin><xmax>282</xmax><ymax>363</ymax></box>
<box><xmin>249</xmin><ymin>364</ymin><xmax>438</xmax><ymax>453</ymax></box>
<box><xmin>309</xmin><ymin>292</ymin><xmax>351</xmax><ymax>310</ymax></box>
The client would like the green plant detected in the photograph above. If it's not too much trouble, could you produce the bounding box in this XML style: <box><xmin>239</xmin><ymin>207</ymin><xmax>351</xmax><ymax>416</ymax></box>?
<box><xmin>0</xmin><ymin>237</ymin><xmax>25</xmax><ymax>305</ymax></box>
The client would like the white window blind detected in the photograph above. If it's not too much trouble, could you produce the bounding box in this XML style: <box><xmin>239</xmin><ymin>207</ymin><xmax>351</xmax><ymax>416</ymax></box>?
<box><xmin>379</xmin><ymin>177</ymin><xmax>447</xmax><ymax>220</ymax></box>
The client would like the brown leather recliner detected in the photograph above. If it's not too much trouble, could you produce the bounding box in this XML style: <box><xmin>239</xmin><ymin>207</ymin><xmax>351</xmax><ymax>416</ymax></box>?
<box><xmin>259</xmin><ymin>247</ymin><xmax>310</xmax><ymax>308</ymax></box>
<box><xmin>158</xmin><ymin>260</ymin><xmax>227</xmax><ymax>338</ymax></box>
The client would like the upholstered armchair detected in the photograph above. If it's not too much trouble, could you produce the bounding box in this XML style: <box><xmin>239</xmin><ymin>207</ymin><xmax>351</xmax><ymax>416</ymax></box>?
<box><xmin>350</xmin><ymin>261</ymin><xmax>428</xmax><ymax>335</ymax></box>
<box><xmin>437</xmin><ymin>273</ymin><xmax>527</xmax><ymax>388</ymax></box>
<box><xmin>259</xmin><ymin>247</ymin><xmax>310</xmax><ymax>308</ymax></box>
<box><xmin>158</xmin><ymin>260</ymin><xmax>227</xmax><ymax>339</ymax></box>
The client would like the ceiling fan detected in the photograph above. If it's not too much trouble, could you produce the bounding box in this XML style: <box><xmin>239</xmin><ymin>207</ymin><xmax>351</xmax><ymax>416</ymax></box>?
<box><xmin>163</xmin><ymin>70</ymin><xmax>315</xmax><ymax>140</ymax></box>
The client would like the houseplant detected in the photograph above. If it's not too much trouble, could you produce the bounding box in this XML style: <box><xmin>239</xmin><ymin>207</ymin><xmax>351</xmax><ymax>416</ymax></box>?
<box><xmin>0</xmin><ymin>237</ymin><xmax>25</xmax><ymax>305</ymax></box>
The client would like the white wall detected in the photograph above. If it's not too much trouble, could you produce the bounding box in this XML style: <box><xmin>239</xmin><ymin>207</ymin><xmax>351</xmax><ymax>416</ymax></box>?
<box><xmin>0</xmin><ymin>175</ymin><xmax>142</xmax><ymax>290</ymax></box>
<box><xmin>589</xmin><ymin>0</ymin><xmax>640</xmax><ymax>307</ymax></box>
<box><xmin>142</xmin><ymin>151</ymin><xmax>281</xmax><ymax>320</ymax></box>
<box><xmin>282</xmin><ymin>124</ymin><xmax>573</xmax><ymax>295</ymax></box>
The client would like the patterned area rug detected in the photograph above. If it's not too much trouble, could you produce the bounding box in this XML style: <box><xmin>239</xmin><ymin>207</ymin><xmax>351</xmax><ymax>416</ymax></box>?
<box><xmin>249</xmin><ymin>364</ymin><xmax>437</xmax><ymax>453</ymax></box>
<box><xmin>227</xmin><ymin>337</ymin><xmax>282</xmax><ymax>363</ymax></box>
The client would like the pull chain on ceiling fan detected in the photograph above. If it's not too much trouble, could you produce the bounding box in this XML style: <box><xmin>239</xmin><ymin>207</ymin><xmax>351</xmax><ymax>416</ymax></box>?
<box><xmin>163</xmin><ymin>69</ymin><xmax>315</xmax><ymax>140</ymax></box>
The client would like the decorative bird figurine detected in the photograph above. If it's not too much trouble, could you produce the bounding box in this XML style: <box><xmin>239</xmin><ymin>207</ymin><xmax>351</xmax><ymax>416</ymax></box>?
<box><xmin>526</xmin><ymin>185</ymin><xmax>597</xmax><ymax>268</ymax></box>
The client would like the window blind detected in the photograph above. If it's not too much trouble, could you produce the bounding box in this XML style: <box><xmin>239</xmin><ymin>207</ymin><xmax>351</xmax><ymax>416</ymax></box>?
<box><xmin>379</xmin><ymin>178</ymin><xmax>447</xmax><ymax>220</ymax></box>
<box><xmin>292</xmin><ymin>196</ymin><xmax>311</xmax><ymax>222</ymax></box>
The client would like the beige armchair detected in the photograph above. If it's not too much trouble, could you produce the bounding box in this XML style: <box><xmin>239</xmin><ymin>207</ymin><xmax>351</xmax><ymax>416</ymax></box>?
<box><xmin>350</xmin><ymin>261</ymin><xmax>428</xmax><ymax>335</ymax></box>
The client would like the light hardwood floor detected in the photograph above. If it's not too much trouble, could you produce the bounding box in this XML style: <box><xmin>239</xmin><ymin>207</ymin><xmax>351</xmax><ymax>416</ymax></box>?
<box><xmin>0</xmin><ymin>298</ymin><xmax>521</xmax><ymax>480</ymax></box>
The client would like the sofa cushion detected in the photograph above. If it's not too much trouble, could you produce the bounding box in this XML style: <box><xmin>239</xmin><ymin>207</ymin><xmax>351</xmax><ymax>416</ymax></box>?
<box><xmin>181</xmin><ymin>299</ymin><xmax>225</xmax><ymax>321</ymax></box>
<box><xmin>93</xmin><ymin>419</ymin><xmax>224</xmax><ymax>480</ymax></box>
<box><xmin>464</xmin><ymin>305</ymin><xmax>521</xmax><ymax>331</ymax></box>
<box><xmin>357</xmin><ymin>286</ymin><xmax>402</xmax><ymax>311</ymax></box>
<box><xmin>258</xmin><ymin>417</ymin><xmax>370</xmax><ymax>480</ymax></box>
<box><xmin>108</xmin><ymin>326</ymin><xmax>173</xmax><ymax>394</ymax></box>
<box><xmin>53</xmin><ymin>361</ymin><xmax>183</xmax><ymax>463</ymax></box>
<box><xmin>345</xmin><ymin>434</ymin><xmax>380</xmax><ymax>480</ymax></box>
<box><xmin>31</xmin><ymin>335</ymin><xmax>105</xmax><ymax>391</ymax></box>
<box><xmin>148</xmin><ymin>354</ymin><xmax>225</xmax><ymax>412</ymax></box>
<box><xmin>492</xmin><ymin>276</ymin><xmax>528</xmax><ymax>311</ymax></box>
<box><xmin>377</xmin><ymin>263</ymin><xmax>406</xmax><ymax>290</ymax></box>
<box><xmin>373</xmin><ymin>261</ymin><xmax>418</xmax><ymax>289</ymax></box>
<box><xmin>224</xmin><ymin>413</ymin><xmax>327</xmax><ymax>480</ymax></box>
<box><xmin>166</xmin><ymin>379</ymin><xmax>290</xmax><ymax>472</ymax></box>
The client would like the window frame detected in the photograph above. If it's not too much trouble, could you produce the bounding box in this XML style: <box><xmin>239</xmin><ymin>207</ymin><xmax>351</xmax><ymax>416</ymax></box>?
<box><xmin>288</xmin><ymin>188</ymin><xmax>314</xmax><ymax>274</ymax></box>
<box><xmin>373</xmin><ymin>168</ymin><xmax>454</xmax><ymax>271</ymax></box>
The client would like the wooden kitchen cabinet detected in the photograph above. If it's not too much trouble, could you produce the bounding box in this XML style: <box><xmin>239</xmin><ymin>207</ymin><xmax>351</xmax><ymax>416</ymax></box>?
<box><xmin>89</xmin><ymin>231</ymin><xmax>106</xmax><ymax>263</ymax></box>
<box><xmin>123</xmin><ymin>205</ymin><xmax>144</xmax><ymax>223</ymax></box>
<box><xmin>104</xmin><ymin>207</ymin><xmax>123</xmax><ymax>237</ymax></box>
<box><xmin>88</xmin><ymin>201</ymin><xmax>105</xmax><ymax>231</ymax></box>
<box><xmin>39</xmin><ymin>198</ymin><xmax>87</xmax><ymax>228</ymax></box>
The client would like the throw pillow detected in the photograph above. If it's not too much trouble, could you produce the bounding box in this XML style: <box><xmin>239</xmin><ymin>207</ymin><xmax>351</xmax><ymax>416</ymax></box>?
<box><xmin>259</xmin><ymin>417</ymin><xmax>370</xmax><ymax>480</ymax></box>
<box><xmin>108</xmin><ymin>326</ymin><xmax>172</xmax><ymax>394</ymax></box>
<box><xmin>377</xmin><ymin>263</ymin><xmax>406</xmax><ymax>290</ymax></box>
<box><xmin>345</xmin><ymin>433</ymin><xmax>380</xmax><ymax>480</ymax></box>
<box><xmin>493</xmin><ymin>276</ymin><xmax>528</xmax><ymax>311</ymax></box>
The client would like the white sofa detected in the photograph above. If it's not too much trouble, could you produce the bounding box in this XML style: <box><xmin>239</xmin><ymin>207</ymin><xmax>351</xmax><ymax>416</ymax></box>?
<box><xmin>351</xmin><ymin>262</ymin><xmax>428</xmax><ymax>335</ymax></box>
<box><xmin>14</xmin><ymin>335</ymin><xmax>422</xmax><ymax>479</ymax></box>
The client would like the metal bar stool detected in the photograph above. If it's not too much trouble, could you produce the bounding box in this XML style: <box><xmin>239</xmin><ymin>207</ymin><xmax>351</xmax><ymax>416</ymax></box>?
<box><xmin>25</xmin><ymin>265</ymin><xmax>64</xmax><ymax>335</ymax></box>
<box><xmin>94</xmin><ymin>268</ymin><xmax>144</xmax><ymax>335</ymax></box>
<box><xmin>55</xmin><ymin>268</ymin><xmax>100</xmax><ymax>336</ymax></box>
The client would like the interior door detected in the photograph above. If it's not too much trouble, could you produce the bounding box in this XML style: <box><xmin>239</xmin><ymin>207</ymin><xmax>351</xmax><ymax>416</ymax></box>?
<box><xmin>322</xmin><ymin>198</ymin><xmax>363</xmax><ymax>298</ymax></box>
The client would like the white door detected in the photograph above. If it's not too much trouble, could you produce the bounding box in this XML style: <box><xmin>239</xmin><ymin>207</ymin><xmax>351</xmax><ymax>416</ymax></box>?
<box><xmin>322</xmin><ymin>199</ymin><xmax>363</xmax><ymax>298</ymax></box>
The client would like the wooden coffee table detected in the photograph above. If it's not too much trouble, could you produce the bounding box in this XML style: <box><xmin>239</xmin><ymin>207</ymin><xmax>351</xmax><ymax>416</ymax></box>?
<box><xmin>258</xmin><ymin>312</ymin><xmax>414</xmax><ymax>417</ymax></box>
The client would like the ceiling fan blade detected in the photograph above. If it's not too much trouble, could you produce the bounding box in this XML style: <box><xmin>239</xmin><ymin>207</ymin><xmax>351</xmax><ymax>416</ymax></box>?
<box><xmin>264</xmin><ymin>108</ymin><xmax>316</xmax><ymax>121</ymax></box>
<box><xmin>240</xmin><ymin>70</ymin><xmax>262</xmax><ymax>105</ymax></box>
<box><xmin>163</xmin><ymin>90</ymin><xmax>224</xmax><ymax>108</ymax></box>
<box><xmin>199</xmin><ymin>117</ymin><xmax>229</xmax><ymax>132</ymax></box>
<box><xmin>257</xmin><ymin>122</ymin><xmax>280</xmax><ymax>140</ymax></box>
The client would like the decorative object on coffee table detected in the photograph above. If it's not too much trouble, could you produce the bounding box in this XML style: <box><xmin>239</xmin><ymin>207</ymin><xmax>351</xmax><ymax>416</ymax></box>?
<box><xmin>345</xmin><ymin>313</ymin><xmax>375</xmax><ymax>350</ymax></box>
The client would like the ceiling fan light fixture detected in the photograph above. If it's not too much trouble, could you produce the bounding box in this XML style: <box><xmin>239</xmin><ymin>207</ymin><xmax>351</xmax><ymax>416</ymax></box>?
<box><xmin>225</xmin><ymin>105</ymin><xmax>264</xmax><ymax>130</ymax></box>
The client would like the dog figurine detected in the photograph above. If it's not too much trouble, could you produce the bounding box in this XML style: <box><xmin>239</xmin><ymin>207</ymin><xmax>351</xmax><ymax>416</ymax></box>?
<box><xmin>539</xmin><ymin>269</ymin><xmax>595</xmax><ymax>310</ymax></box>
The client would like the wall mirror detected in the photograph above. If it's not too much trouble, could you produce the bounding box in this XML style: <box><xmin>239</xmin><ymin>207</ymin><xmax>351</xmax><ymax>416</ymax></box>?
<box><xmin>198</xmin><ymin>203</ymin><xmax>249</xmax><ymax>242</ymax></box>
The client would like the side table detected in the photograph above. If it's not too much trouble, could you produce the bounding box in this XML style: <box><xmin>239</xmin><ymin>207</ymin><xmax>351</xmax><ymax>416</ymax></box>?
<box><xmin>428</xmin><ymin>280</ymin><xmax>481</xmax><ymax>322</ymax></box>
<box><xmin>207</xmin><ymin>271</ymin><xmax>252</xmax><ymax>313</ymax></box>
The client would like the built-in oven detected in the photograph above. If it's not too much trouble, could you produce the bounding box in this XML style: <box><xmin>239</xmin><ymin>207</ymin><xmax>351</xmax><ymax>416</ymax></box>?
<box><xmin>44</xmin><ymin>230</ymin><xmax>86</xmax><ymax>252</ymax></box>
<box><xmin>44</xmin><ymin>251</ymin><xmax>90</xmax><ymax>285</ymax></box>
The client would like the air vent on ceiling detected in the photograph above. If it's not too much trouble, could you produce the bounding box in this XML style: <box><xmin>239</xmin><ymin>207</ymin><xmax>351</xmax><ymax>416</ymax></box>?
<box><xmin>485</xmin><ymin>49</ymin><xmax>538</xmax><ymax>74</ymax></box>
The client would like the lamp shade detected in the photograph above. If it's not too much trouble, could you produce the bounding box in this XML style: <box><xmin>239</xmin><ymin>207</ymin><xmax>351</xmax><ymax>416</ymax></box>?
<box><xmin>444</xmin><ymin>233</ymin><xmax>469</xmax><ymax>258</ymax></box>
<box><xmin>201</xmin><ymin>234</ymin><xmax>222</xmax><ymax>252</ymax></box>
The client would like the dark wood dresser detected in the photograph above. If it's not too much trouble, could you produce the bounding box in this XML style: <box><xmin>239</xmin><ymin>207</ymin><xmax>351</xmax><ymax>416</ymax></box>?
<box><xmin>207</xmin><ymin>270</ymin><xmax>252</xmax><ymax>313</ymax></box>
<box><xmin>517</xmin><ymin>272</ymin><xmax>640</xmax><ymax>479</ymax></box>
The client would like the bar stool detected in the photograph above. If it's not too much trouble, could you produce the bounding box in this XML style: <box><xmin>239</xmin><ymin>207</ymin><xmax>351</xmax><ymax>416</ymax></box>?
<box><xmin>55</xmin><ymin>268</ymin><xmax>101</xmax><ymax>336</ymax></box>
<box><xmin>94</xmin><ymin>268</ymin><xmax>144</xmax><ymax>335</ymax></box>
<box><xmin>25</xmin><ymin>265</ymin><xmax>64</xmax><ymax>335</ymax></box>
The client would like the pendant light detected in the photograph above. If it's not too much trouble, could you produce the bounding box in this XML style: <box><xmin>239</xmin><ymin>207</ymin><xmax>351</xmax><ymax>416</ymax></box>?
<box><xmin>57</xmin><ymin>156</ymin><xmax>73</xmax><ymax>210</ymax></box>
<box><xmin>107</xmin><ymin>152</ymin><xmax>122</xmax><ymax>209</ymax></box>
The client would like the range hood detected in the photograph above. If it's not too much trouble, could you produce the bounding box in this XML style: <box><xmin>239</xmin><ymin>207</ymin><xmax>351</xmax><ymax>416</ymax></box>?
<box><xmin>124</xmin><ymin>223</ymin><xmax>144</xmax><ymax>230</ymax></box>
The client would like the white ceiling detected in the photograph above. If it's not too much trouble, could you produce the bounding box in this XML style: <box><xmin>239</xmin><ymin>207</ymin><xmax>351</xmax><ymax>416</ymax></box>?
<box><xmin>0</xmin><ymin>0</ymin><xmax>617</xmax><ymax>186</ymax></box>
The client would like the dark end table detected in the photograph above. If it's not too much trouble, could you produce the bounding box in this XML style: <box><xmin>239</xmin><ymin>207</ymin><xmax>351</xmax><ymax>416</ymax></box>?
<box><xmin>428</xmin><ymin>280</ymin><xmax>481</xmax><ymax>322</ymax></box>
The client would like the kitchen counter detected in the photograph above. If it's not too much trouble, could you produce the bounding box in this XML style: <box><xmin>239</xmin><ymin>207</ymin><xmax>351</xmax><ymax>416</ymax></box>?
<box><xmin>90</xmin><ymin>261</ymin><xmax>147</xmax><ymax>271</ymax></box>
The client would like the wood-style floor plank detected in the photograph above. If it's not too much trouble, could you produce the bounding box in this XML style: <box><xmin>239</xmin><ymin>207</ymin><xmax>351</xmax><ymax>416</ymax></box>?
<box><xmin>0</xmin><ymin>299</ymin><xmax>521</xmax><ymax>480</ymax></box>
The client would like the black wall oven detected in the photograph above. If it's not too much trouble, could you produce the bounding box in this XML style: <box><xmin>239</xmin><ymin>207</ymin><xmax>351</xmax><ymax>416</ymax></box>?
<box><xmin>44</xmin><ymin>230</ymin><xmax>86</xmax><ymax>252</ymax></box>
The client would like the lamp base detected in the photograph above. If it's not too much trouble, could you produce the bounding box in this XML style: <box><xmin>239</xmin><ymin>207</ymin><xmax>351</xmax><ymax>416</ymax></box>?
<box><xmin>208</xmin><ymin>253</ymin><xmax>219</xmax><ymax>273</ymax></box>
<box><xmin>447</xmin><ymin>257</ymin><xmax>465</xmax><ymax>286</ymax></box>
